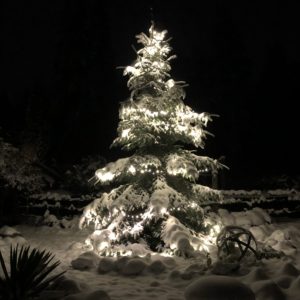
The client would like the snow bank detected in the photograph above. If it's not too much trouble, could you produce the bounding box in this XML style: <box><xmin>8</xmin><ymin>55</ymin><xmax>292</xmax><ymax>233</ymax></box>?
<box><xmin>217</xmin><ymin>207</ymin><xmax>271</xmax><ymax>227</ymax></box>
<box><xmin>72</xmin><ymin>253</ymin><xmax>173</xmax><ymax>277</ymax></box>
<box><xmin>6</xmin><ymin>217</ymin><xmax>300</xmax><ymax>300</ymax></box>
<box><xmin>264</xmin><ymin>229</ymin><xmax>298</xmax><ymax>255</ymax></box>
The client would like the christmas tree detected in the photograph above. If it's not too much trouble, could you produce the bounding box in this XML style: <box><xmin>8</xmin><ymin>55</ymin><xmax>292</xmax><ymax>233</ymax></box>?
<box><xmin>80</xmin><ymin>25</ymin><xmax>225</xmax><ymax>256</ymax></box>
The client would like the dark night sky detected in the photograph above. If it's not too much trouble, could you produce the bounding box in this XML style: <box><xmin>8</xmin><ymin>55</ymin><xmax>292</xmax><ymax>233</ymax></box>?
<box><xmin>1</xmin><ymin>1</ymin><xmax>299</xmax><ymax>188</ymax></box>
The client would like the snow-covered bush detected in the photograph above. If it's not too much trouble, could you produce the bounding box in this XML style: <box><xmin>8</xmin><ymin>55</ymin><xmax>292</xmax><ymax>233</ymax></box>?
<box><xmin>39</xmin><ymin>210</ymin><xmax>79</xmax><ymax>229</ymax></box>
<box><xmin>0</xmin><ymin>136</ymin><xmax>53</xmax><ymax>194</ymax></box>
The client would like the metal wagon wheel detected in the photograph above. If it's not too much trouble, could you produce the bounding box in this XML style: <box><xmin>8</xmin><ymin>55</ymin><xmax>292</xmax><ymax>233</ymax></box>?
<box><xmin>216</xmin><ymin>225</ymin><xmax>258</xmax><ymax>261</ymax></box>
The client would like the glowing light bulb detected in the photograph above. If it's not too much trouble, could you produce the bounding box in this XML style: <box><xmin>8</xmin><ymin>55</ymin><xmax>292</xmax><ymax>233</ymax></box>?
<box><xmin>190</xmin><ymin>202</ymin><xmax>197</xmax><ymax>208</ymax></box>
<box><xmin>124</xmin><ymin>66</ymin><xmax>139</xmax><ymax>76</ymax></box>
<box><xmin>213</xmin><ymin>224</ymin><xmax>221</xmax><ymax>234</ymax></box>
<box><xmin>147</xmin><ymin>46</ymin><xmax>157</xmax><ymax>55</ymax></box>
<box><xmin>109</xmin><ymin>232</ymin><xmax>116</xmax><ymax>240</ymax></box>
<box><xmin>128</xmin><ymin>165</ymin><xmax>136</xmax><ymax>174</ymax></box>
<box><xmin>166</xmin><ymin>79</ymin><xmax>175</xmax><ymax>88</ymax></box>
<box><xmin>121</xmin><ymin>128</ymin><xmax>130</xmax><ymax>138</ymax></box>
<box><xmin>153</xmin><ymin>30</ymin><xmax>167</xmax><ymax>41</ymax></box>
<box><xmin>160</xmin><ymin>207</ymin><xmax>167</xmax><ymax>214</ymax></box>
<box><xmin>95</xmin><ymin>170</ymin><xmax>115</xmax><ymax>182</ymax></box>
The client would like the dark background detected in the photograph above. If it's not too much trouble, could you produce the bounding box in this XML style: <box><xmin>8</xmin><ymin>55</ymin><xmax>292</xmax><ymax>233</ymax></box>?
<box><xmin>1</xmin><ymin>1</ymin><xmax>299</xmax><ymax>189</ymax></box>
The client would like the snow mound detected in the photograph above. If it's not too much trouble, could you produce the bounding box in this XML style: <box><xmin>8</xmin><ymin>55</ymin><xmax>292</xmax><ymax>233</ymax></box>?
<box><xmin>71</xmin><ymin>251</ymin><xmax>99</xmax><ymax>270</ymax></box>
<box><xmin>162</xmin><ymin>217</ymin><xmax>190</xmax><ymax>248</ymax></box>
<box><xmin>217</xmin><ymin>209</ymin><xmax>235</xmax><ymax>226</ymax></box>
<box><xmin>245</xmin><ymin>267</ymin><xmax>269</xmax><ymax>282</ymax></box>
<box><xmin>181</xmin><ymin>264</ymin><xmax>207</xmax><ymax>281</ymax></box>
<box><xmin>274</xmin><ymin>275</ymin><xmax>294</xmax><ymax>289</ymax></box>
<box><xmin>122</xmin><ymin>243</ymin><xmax>151</xmax><ymax>256</ymax></box>
<box><xmin>272</xmin><ymin>240</ymin><xmax>297</xmax><ymax>256</ymax></box>
<box><xmin>289</xmin><ymin>275</ymin><xmax>300</xmax><ymax>291</ymax></box>
<box><xmin>181</xmin><ymin>270</ymin><xmax>197</xmax><ymax>280</ymax></box>
<box><xmin>114</xmin><ymin>256</ymin><xmax>129</xmax><ymax>272</ymax></box>
<box><xmin>249</xmin><ymin>226</ymin><xmax>269</xmax><ymax>242</ymax></box>
<box><xmin>211</xmin><ymin>261</ymin><xmax>240</xmax><ymax>275</ymax></box>
<box><xmin>268</xmin><ymin>230</ymin><xmax>287</xmax><ymax>242</ymax></box>
<box><xmin>122</xmin><ymin>258</ymin><xmax>147</xmax><ymax>275</ymax></box>
<box><xmin>283</xmin><ymin>226</ymin><xmax>300</xmax><ymax>242</ymax></box>
<box><xmin>168</xmin><ymin>269</ymin><xmax>181</xmax><ymax>280</ymax></box>
<box><xmin>152</xmin><ymin>255</ymin><xmax>176</xmax><ymax>268</ymax></box>
<box><xmin>147</xmin><ymin>260</ymin><xmax>166</xmax><ymax>274</ymax></box>
<box><xmin>0</xmin><ymin>225</ymin><xmax>20</xmax><ymax>235</ymax></box>
<box><xmin>184</xmin><ymin>275</ymin><xmax>255</xmax><ymax>300</ymax></box>
<box><xmin>0</xmin><ymin>225</ymin><xmax>27</xmax><ymax>245</ymax></box>
<box><xmin>252</xmin><ymin>207</ymin><xmax>272</xmax><ymax>224</ymax></box>
<box><xmin>218</xmin><ymin>207</ymin><xmax>271</xmax><ymax>227</ymax></box>
<box><xmin>96</xmin><ymin>256</ymin><xmax>148</xmax><ymax>275</ymax></box>
<box><xmin>52</xmin><ymin>275</ymin><xmax>89</xmax><ymax>294</ymax></box>
<box><xmin>184</xmin><ymin>263</ymin><xmax>206</xmax><ymax>275</ymax></box>
<box><xmin>86</xmin><ymin>290</ymin><xmax>111</xmax><ymax>300</ymax></box>
<box><xmin>258</xmin><ymin>228</ymin><xmax>298</xmax><ymax>255</ymax></box>
<box><xmin>162</xmin><ymin>216</ymin><xmax>208</xmax><ymax>255</ymax></box>
<box><xmin>98</xmin><ymin>257</ymin><xmax>115</xmax><ymax>273</ymax></box>
<box><xmin>277</xmin><ymin>263</ymin><xmax>299</xmax><ymax>277</ymax></box>
<box><xmin>251</xmin><ymin>279</ymin><xmax>285</xmax><ymax>300</ymax></box>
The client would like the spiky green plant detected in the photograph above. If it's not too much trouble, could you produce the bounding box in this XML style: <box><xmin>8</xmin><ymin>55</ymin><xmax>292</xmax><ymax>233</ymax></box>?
<box><xmin>0</xmin><ymin>244</ymin><xmax>65</xmax><ymax>300</ymax></box>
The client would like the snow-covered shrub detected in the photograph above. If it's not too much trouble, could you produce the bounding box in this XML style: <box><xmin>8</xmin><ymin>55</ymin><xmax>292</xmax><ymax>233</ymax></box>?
<box><xmin>0</xmin><ymin>136</ymin><xmax>53</xmax><ymax>194</ymax></box>
<box><xmin>40</xmin><ymin>210</ymin><xmax>80</xmax><ymax>229</ymax></box>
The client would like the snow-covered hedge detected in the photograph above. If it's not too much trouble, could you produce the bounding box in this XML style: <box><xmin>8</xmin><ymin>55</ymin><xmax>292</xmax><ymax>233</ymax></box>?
<box><xmin>221</xmin><ymin>189</ymin><xmax>300</xmax><ymax>204</ymax></box>
<box><xmin>18</xmin><ymin>189</ymin><xmax>300</xmax><ymax>219</ymax></box>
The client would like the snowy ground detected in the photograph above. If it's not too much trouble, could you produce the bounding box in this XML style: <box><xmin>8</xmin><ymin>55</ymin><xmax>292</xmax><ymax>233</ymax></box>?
<box><xmin>1</xmin><ymin>217</ymin><xmax>300</xmax><ymax>300</ymax></box>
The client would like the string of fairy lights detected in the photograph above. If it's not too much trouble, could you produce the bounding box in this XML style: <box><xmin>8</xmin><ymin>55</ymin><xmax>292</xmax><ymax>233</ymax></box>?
<box><xmin>95</xmin><ymin>158</ymin><xmax>210</xmax><ymax>184</ymax></box>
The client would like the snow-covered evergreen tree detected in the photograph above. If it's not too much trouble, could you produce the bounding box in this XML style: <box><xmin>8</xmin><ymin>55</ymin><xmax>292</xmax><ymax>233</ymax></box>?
<box><xmin>80</xmin><ymin>25</ymin><xmax>225</xmax><ymax>255</ymax></box>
